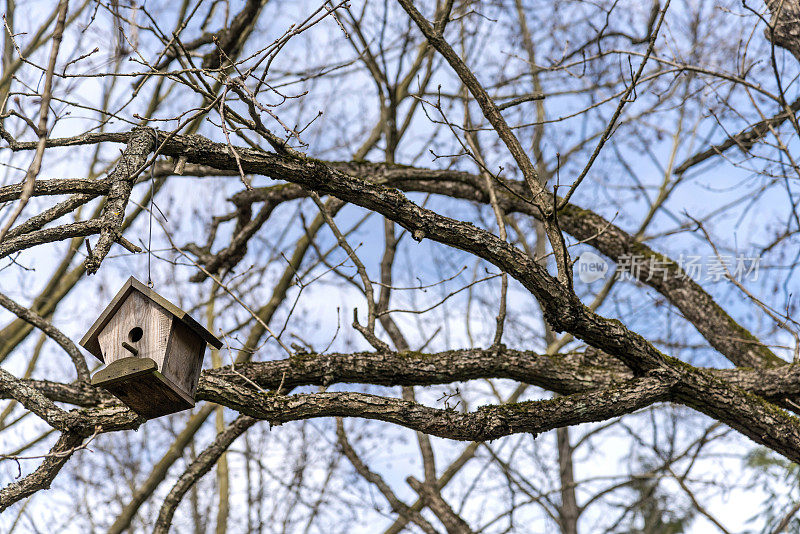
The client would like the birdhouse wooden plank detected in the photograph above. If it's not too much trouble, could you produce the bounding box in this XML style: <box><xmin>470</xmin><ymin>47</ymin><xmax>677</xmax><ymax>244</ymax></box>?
<box><xmin>80</xmin><ymin>277</ymin><xmax>222</xmax><ymax>418</ymax></box>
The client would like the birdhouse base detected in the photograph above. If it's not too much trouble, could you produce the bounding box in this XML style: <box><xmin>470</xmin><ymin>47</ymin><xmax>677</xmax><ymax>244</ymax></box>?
<box><xmin>91</xmin><ymin>357</ymin><xmax>195</xmax><ymax>419</ymax></box>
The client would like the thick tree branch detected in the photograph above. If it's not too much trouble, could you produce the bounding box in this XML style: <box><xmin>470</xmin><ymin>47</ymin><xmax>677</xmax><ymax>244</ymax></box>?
<box><xmin>0</xmin><ymin>219</ymin><xmax>102</xmax><ymax>259</ymax></box>
<box><xmin>4</xmin><ymin>346</ymin><xmax>800</xmax><ymax>471</ymax></box>
<box><xmin>7</xmin><ymin>346</ymin><xmax>800</xmax><ymax>412</ymax></box>
<box><xmin>198</xmin><ymin>377</ymin><xmax>672</xmax><ymax>441</ymax></box>
<box><xmin>0</xmin><ymin>177</ymin><xmax>110</xmax><ymax>203</ymax></box>
<box><xmin>83</xmin><ymin>126</ymin><xmax>156</xmax><ymax>274</ymax></box>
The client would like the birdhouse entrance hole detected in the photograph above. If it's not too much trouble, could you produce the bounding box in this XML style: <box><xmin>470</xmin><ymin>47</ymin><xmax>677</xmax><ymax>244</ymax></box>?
<box><xmin>128</xmin><ymin>326</ymin><xmax>143</xmax><ymax>342</ymax></box>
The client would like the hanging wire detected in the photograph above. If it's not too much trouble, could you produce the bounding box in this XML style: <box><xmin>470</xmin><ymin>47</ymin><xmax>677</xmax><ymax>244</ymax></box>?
<box><xmin>147</xmin><ymin>158</ymin><xmax>155</xmax><ymax>288</ymax></box>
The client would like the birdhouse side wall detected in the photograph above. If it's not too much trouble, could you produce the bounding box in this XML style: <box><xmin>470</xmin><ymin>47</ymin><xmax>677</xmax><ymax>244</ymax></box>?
<box><xmin>163</xmin><ymin>319</ymin><xmax>206</xmax><ymax>397</ymax></box>
<box><xmin>96</xmin><ymin>291</ymin><xmax>171</xmax><ymax>368</ymax></box>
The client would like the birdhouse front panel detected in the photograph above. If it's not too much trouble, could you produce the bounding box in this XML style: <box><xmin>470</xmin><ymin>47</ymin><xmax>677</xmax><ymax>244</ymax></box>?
<box><xmin>96</xmin><ymin>290</ymin><xmax>171</xmax><ymax>369</ymax></box>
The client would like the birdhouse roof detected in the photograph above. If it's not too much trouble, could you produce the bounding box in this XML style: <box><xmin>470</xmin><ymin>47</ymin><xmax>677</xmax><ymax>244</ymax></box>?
<box><xmin>80</xmin><ymin>276</ymin><xmax>223</xmax><ymax>361</ymax></box>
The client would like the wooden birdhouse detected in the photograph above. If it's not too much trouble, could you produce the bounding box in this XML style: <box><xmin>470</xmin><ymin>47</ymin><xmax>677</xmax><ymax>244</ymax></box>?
<box><xmin>80</xmin><ymin>277</ymin><xmax>222</xmax><ymax>419</ymax></box>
